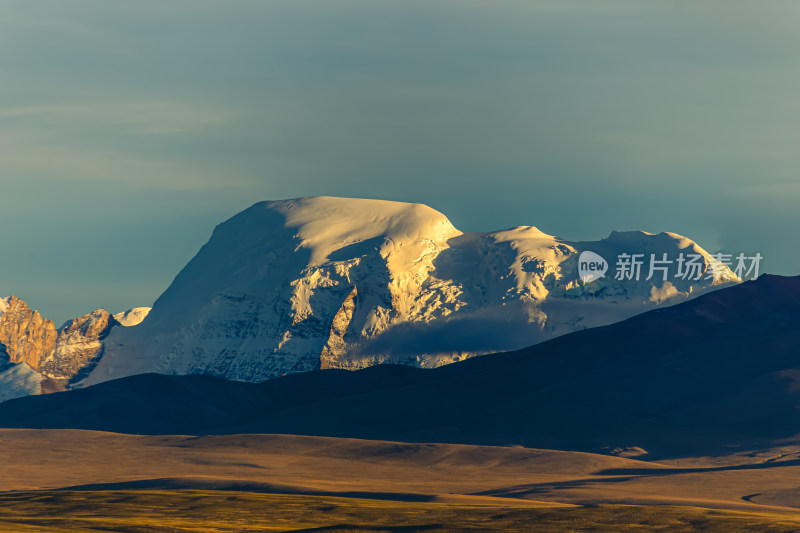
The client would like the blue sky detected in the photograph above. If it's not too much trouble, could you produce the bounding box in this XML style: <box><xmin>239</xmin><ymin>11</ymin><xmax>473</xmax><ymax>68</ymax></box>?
<box><xmin>1</xmin><ymin>0</ymin><xmax>798</xmax><ymax>324</ymax></box>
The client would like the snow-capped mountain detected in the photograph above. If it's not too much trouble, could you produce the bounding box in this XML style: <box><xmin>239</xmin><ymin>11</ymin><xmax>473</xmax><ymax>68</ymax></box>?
<box><xmin>85</xmin><ymin>197</ymin><xmax>737</xmax><ymax>386</ymax></box>
<box><xmin>0</xmin><ymin>298</ymin><xmax>150</xmax><ymax>399</ymax></box>
<box><xmin>113</xmin><ymin>307</ymin><xmax>152</xmax><ymax>327</ymax></box>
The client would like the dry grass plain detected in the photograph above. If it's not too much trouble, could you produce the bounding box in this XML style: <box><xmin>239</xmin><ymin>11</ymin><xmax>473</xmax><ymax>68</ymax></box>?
<box><xmin>1</xmin><ymin>429</ymin><xmax>799</xmax><ymax>531</ymax></box>
<box><xmin>0</xmin><ymin>491</ymin><xmax>799</xmax><ymax>532</ymax></box>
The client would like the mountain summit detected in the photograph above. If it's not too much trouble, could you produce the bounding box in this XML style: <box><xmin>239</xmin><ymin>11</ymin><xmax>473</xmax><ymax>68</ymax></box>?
<box><xmin>85</xmin><ymin>197</ymin><xmax>737</xmax><ymax>385</ymax></box>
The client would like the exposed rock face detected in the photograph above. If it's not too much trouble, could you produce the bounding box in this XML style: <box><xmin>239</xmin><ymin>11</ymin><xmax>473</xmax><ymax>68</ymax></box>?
<box><xmin>39</xmin><ymin>309</ymin><xmax>116</xmax><ymax>380</ymax></box>
<box><xmin>320</xmin><ymin>287</ymin><xmax>357</xmax><ymax>370</ymax></box>
<box><xmin>0</xmin><ymin>297</ymin><xmax>118</xmax><ymax>384</ymax></box>
<box><xmin>0</xmin><ymin>296</ymin><xmax>58</xmax><ymax>370</ymax></box>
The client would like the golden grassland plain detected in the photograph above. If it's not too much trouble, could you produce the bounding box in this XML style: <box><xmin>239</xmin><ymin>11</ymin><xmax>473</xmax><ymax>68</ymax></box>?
<box><xmin>0</xmin><ymin>491</ymin><xmax>799</xmax><ymax>532</ymax></box>
<box><xmin>1</xmin><ymin>429</ymin><xmax>799</xmax><ymax>531</ymax></box>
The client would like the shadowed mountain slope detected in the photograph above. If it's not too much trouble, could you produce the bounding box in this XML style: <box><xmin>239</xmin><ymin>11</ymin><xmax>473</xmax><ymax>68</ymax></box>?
<box><xmin>0</xmin><ymin>275</ymin><xmax>797</xmax><ymax>458</ymax></box>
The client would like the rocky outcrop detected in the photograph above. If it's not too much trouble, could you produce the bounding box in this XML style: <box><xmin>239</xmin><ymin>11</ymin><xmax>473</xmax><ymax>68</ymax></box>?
<box><xmin>39</xmin><ymin>309</ymin><xmax>116</xmax><ymax>380</ymax></box>
<box><xmin>320</xmin><ymin>287</ymin><xmax>357</xmax><ymax>370</ymax></box>
<box><xmin>0</xmin><ymin>296</ymin><xmax>58</xmax><ymax>370</ymax></box>
<box><xmin>0</xmin><ymin>297</ymin><xmax>119</xmax><ymax>385</ymax></box>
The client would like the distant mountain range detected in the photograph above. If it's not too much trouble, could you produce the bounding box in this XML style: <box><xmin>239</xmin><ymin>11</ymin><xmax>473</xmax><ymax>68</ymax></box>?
<box><xmin>0</xmin><ymin>297</ymin><xmax>149</xmax><ymax>400</ymax></box>
<box><xmin>2</xmin><ymin>274</ymin><xmax>793</xmax><ymax>459</ymax></box>
<box><xmin>0</xmin><ymin>197</ymin><xmax>737</xmax><ymax>399</ymax></box>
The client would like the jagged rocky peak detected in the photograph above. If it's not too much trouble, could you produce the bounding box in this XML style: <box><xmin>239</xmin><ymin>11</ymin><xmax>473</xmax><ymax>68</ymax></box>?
<box><xmin>38</xmin><ymin>308</ymin><xmax>116</xmax><ymax>380</ymax></box>
<box><xmin>85</xmin><ymin>197</ymin><xmax>739</xmax><ymax>387</ymax></box>
<box><xmin>0</xmin><ymin>297</ymin><xmax>148</xmax><ymax>393</ymax></box>
<box><xmin>61</xmin><ymin>308</ymin><xmax>115</xmax><ymax>338</ymax></box>
<box><xmin>0</xmin><ymin>296</ymin><xmax>58</xmax><ymax>369</ymax></box>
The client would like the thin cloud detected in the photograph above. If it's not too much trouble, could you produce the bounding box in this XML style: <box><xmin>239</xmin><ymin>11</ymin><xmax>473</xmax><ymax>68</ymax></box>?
<box><xmin>0</xmin><ymin>100</ymin><xmax>240</xmax><ymax>135</ymax></box>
